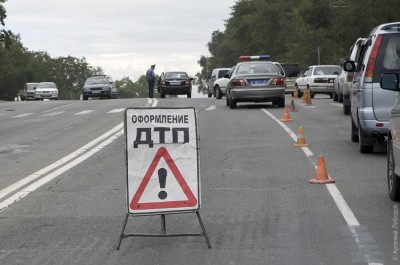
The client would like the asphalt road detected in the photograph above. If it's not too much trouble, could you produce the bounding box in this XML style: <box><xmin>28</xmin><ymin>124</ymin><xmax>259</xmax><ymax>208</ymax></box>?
<box><xmin>0</xmin><ymin>96</ymin><xmax>398</xmax><ymax>265</ymax></box>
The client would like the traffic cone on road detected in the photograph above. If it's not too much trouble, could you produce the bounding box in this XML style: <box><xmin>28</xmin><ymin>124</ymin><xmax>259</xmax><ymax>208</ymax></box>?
<box><xmin>294</xmin><ymin>127</ymin><xmax>308</xmax><ymax>147</ymax></box>
<box><xmin>302</xmin><ymin>90</ymin><xmax>308</xmax><ymax>103</ymax></box>
<box><xmin>280</xmin><ymin>107</ymin><xmax>293</xmax><ymax>122</ymax></box>
<box><xmin>309</xmin><ymin>155</ymin><xmax>335</xmax><ymax>184</ymax></box>
<box><xmin>293</xmin><ymin>86</ymin><xmax>299</xmax><ymax>99</ymax></box>
<box><xmin>289</xmin><ymin>99</ymin><xmax>297</xmax><ymax>112</ymax></box>
<box><xmin>305</xmin><ymin>90</ymin><xmax>313</xmax><ymax>106</ymax></box>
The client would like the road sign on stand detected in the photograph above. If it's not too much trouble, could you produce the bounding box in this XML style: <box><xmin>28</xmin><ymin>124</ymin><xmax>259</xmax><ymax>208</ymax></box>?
<box><xmin>117</xmin><ymin>107</ymin><xmax>210</xmax><ymax>249</ymax></box>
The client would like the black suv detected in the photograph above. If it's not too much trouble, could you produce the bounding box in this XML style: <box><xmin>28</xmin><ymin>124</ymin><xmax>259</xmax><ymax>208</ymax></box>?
<box><xmin>82</xmin><ymin>75</ymin><xmax>117</xmax><ymax>100</ymax></box>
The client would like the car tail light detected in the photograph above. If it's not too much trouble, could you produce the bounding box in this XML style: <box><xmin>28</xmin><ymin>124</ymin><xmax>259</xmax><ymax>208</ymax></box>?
<box><xmin>185</xmin><ymin>80</ymin><xmax>190</xmax><ymax>86</ymax></box>
<box><xmin>161</xmin><ymin>80</ymin><xmax>166</xmax><ymax>86</ymax></box>
<box><xmin>365</xmin><ymin>34</ymin><xmax>383</xmax><ymax>83</ymax></box>
<box><xmin>271</xmin><ymin>78</ymin><xmax>285</xmax><ymax>86</ymax></box>
<box><xmin>231</xmin><ymin>79</ymin><xmax>246</xmax><ymax>86</ymax></box>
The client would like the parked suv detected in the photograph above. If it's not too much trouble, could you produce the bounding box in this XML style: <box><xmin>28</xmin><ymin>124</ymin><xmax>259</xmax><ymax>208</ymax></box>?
<box><xmin>380</xmin><ymin>73</ymin><xmax>400</xmax><ymax>201</ymax></box>
<box><xmin>340</xmin><ymin>38</ymin><xmax>366</xmax><ymax>115</ymax></box>
<box><xmin>82</xmin><ymin>75</ymin><xmax>116</xmax><ymax>100</ymax></box>
<box><xmin>207</xmin><ymin>68</ymin><xmax>231</xmax><ymax>97</ymax></box>
<box><xmin>344</xmin><ymin>22</ymin><xmax>400</xmax><ymax>153</ymax></box>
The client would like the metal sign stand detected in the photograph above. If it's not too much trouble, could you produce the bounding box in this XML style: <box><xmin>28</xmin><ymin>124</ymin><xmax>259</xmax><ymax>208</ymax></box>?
<box><xmin>116</xmin><ymin>211</ymin><xmax>211</xmax><ymax>250</ymax></box>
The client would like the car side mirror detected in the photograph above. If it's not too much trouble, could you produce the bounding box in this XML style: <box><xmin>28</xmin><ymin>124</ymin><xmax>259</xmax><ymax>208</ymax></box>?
<box><xmin>343</xmin><ymin>61</ymin><xmax>356</xmax><ymax>72</ymax></box>
<box><xmin>380</xmin><ymin>73</ymin><xmax>400</xmax><ymax>91</ymax></box>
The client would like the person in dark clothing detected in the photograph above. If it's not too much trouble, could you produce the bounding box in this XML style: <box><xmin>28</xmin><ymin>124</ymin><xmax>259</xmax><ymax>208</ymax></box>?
<box><xmin>146</xmin><ymin>64</ymin><xmax>156</xmax><ymax>98</ymax></box>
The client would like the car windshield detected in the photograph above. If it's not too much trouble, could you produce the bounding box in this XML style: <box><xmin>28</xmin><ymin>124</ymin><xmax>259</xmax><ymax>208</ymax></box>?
<box><xmin>85</xmin><ymin>76</ymin><xmax>108</xmax><ymax>85</ymax></box>
<box><xmin>38</xmin><ymin>82</ymin><xmax>56</xmax><ymax>88</ymax></box>
<box><xmin>164</xmin><ymin>72</ymin><xmax>188</xmax><ymax>79</ymax></box>
<box><xmin>236</xmin><ymin>63</ymin><xmax>279</xmax><ymax>75</ymax></box>
<box><xmin>312</xmin><ymin>66</ymin><xmax>341</xmax><ymax>75</ymax></box>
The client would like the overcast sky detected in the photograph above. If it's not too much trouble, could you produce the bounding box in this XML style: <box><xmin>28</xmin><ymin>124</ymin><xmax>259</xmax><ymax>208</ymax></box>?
<box><xmin>3</xmin><ymin>0</ymin><xmax>236</xmax><ymax>81</ymax></box>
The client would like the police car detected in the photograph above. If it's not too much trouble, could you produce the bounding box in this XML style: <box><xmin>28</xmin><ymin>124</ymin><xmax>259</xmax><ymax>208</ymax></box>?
<box><xmin>226</xmin><ymin>55</ymin><xmax>286</xmax><ymax>109</ymax></box>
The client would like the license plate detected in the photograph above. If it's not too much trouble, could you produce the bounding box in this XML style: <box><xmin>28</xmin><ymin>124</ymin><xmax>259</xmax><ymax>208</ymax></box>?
<box><xmin>250</xmin><ymin>79</ymin><xmax>267</xmax><ymax>85</ymax></box>
<box><xmin>92</xmin><ymin>91</ymin><xmax>101</xmax><ymax>93</ymax></box>
<box><xmin>170</xmin><ymin>82</ymin><xmax>181</xmax><ymax>85</ymax></box>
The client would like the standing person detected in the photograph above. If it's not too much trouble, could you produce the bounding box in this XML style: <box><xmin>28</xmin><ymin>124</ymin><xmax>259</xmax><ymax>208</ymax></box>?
<box><xmin>146</xmin><ymin>64</ymin><xmax>156</xmax><ymax>98</ymax></box>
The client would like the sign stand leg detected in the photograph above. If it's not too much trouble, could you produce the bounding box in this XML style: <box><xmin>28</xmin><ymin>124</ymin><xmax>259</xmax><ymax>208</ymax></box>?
<box><xmin>196</xmin><ymin>211</ymin><xmax>211</xmax><ymax>249</ymax></box>
<box><xmin>116</xmin><ymin>213</ymin><xmax>129</xmax><ymax>250</ymax></box>
<box><xmin>116</xmin><ymin>211</ymin><xmax>211</xmax><ymax>250</ymax></box>
<box><xmin>161</xmin><ymin>214</ymin><xmax>166</xmax><ymax>234</ymax></box>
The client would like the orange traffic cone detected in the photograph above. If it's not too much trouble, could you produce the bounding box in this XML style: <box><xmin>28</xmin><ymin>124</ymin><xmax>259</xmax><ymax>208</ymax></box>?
<box><xmin>302</xmin><ymin>90</ymin><xmax>308</xmax><ymax>103</ymax></box>
<box><xmin>294</xmin><ymin>127</ymin><xmax>308</xmax><ymax>147</ymax></box>
<box><xmin>289</xmin><ymin>99</ymin><xmax>297</xmax><ymax>112</ymax></box>
<box><xmin>293</xmin><ymin>86</ymin><xmax>299</xmax><ymax>99</ymax></box>
<box><xmin>309</xmin><ymin>155</ymin><xmax>335</xmax><ymax>184</ymax></box>
<box><xmin>305</xmin><ymin>90</ymin><xmax>313</xmax><ymax>106</ymax></box>
<box><xmin>280</xmin><ymin>107</ymin><xmax>293</xmax><ymax>122</ymax></box>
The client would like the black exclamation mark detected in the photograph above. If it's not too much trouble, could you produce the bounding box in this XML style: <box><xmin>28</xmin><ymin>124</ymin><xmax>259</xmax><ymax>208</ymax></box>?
<box><xmin>158</xmin><ymin>168</ymin><xmax>168</xmax><ymax>200</ymax></box>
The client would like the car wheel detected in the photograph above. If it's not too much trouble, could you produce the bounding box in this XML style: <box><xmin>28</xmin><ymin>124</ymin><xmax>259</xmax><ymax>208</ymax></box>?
<box><xmin>226</xmin><ymin>93</ymin><xmax>230</xmax><ymax>106</ymax></box>
<box><xmin>229</xmin><ymin>97</ymin><xmax>237</xmax><ymax>109</ymax></box>
<box><xmin>358</xmin><ymin>125</ymin><xmax>374</xmax><ymax>153</ymax></box>
<box><xmin>208</xmin><ymin>93</ymin><xmax>212</xmax><ymax>98</ymax></box>
<box><xmin>333</xmin><ymin>89</ymin><xmax>338</xmax><ymax>101</ymax></box>
<box><xmin>161</xmin><ymin>92</ymin><xmax>166</xmax><ymax>98</ymax></box>
<box><xmin>215</xmin><ymin>86</ymin><xmax>222</xmax><ymax>99</ymax></box>
<box><xmin>276</xmin><ymin>97</ymin><xmax>285</xmax><ymax>108</ymax></box>
<box><xmin>339</xmin><ymin>93</ymin><xmax>343</xmax><ymax>103</ymax></box>
<box><xmin>187</xmin><ymin>91</ymin><xmax>192</xmax><ymax>98</ymax></box>
<box><xmin>83</xmin><ymin>95</ymin><xmax>88</xmax><ymax>100</ymax></box>
<box><xmin>310</xmin><ymin>92</ymin><xmax>315</xmax><ymax>99</ymax></box>
<box><xmin>343</xmin><ymin>103</ymin><xmax>350</xmax><ymax>115</ymax></box>
<box><xmin>388</xmin><ymin>136</ymin><xmax>400</xmax><ymax>201</ymax></box>
<box><xmin>351</xmin><ymin>117</ymin><xmax>359</xmax><ymax>142</ymax></box>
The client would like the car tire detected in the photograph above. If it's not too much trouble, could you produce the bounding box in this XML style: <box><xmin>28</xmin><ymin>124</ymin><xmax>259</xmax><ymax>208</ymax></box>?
<box><xmin>358</xmin><ymin>125</ymin><xmax>374</xmax><ymax>153</ymax></box>
<box><xmin>339</xmin><ymin>93</ymin><xmax>343</xmax><ymax>103</ymax></box>
<box><xmin>161</xmin><ymin>92</ymin><xmax>166</xmax><ymax>98</ymax></box>
<box><xmin>215</xmin><ymin>86</ymin><xmax>222</xmax><ymax>99</ymax></box>
<box><xmin>187</xmin><ymin>91</ymin><xmax>191</xmax><ymax>98</ymax></box>
<box><xmin>276</xmin><ymin>97</ymin><xmax>285</xmax><ymax>108</ymax></box>
<box><xmin>226</xmin><ymin>94</ymin><xmax>230</xmax><ymax>106</ymax></box>
<box><xmin>229</xmin><ymin>97</ymin><xmax>237</xmax><ymax>109</ymax></box>
<box><xmin>83</xmin><ymin>95</ymin><xmax>88</xmax><ymax>100</ymax></box>
<box><xmin>343</xmin><ymin>103</ymin><xmax>350</xmax><ymax>115</ymax></box>
<box><xmin>388</xmin><ymin>136</ymin><xmax>400</xmax><ymax>201</ymax></box>
<box><xmin>351</xmin><ymin>117</ymin><xmax>359</xmax><ymax>142</ymax></box>
<box><xmin>208</xmin><ymin>93</ymin><xmax>212</xmax><ymax>98</ymax></box>
<box><xmin>333</xmin><ymin>89</ymin><xmax>338</xmax><ymax>101</ymax></box>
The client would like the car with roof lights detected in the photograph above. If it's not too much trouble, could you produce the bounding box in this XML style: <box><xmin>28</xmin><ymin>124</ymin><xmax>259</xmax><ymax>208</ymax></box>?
<box><xmin>158</xmin><ymin>71</ymin><xmax>193</xmax><ymax>98</ymax></box>
<box><xmin>225</xmin><ymin>55</ymin><xmax>286</xmax><ymax>109</ymax></box>
<box><xmin>344</xmin><ymin>22</ymin><xmax>400</xmax><ymax>153</ymax></box>
<box><xmin>295</xmin><ymin>65</ymin><xmax>341</xmax><ymax>98</ymax></box>
<box><xmin>34</xmin><ymin>82</ymin><xmax>58</xmax><ymax>100</ymax></box>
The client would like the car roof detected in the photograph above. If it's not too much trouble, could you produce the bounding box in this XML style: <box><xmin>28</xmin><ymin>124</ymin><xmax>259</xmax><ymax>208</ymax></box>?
<box><xmin>370</xmin><ymin>22</ymin><xmax>400</xmax><ymax>36</ymax></box>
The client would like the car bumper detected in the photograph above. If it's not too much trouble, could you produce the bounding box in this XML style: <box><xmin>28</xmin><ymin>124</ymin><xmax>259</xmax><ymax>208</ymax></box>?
<box><xmin>35</xmin><ymin>94</ymin><xmax>58</xmax><ymax>99</ymax></box>
<box><xmin>230</xmin><ymin>87</ymin><xmax>285</xmax><ymax>101</ymax></box>
<box><xmin>308</xmin><ymin>85</ymin><xmax>334</xmax><ymax>93</ymax></box>
<box><xmin>83</xmin><ymin>91</ymin><xmax>111</xmax><ymax>97</ymax></box>
<box><xmin>162</xmin><ymin>86</ymin><xmax>191</xmax><ymax>95</ymax></box>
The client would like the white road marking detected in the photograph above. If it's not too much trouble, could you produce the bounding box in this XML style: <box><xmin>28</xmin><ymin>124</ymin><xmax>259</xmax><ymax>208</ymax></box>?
<box><xmin>42</xmin><ymin>111</ymin><xmax>65</xmax><ymax>117</ymax></box>
<box><xmin>75</xmin><ymin>110</ymin><xmax>93</xmax><ymax>115</ymax></box>
<box><xmin>108</xmin><ymin>109</ymin><xmax>125</xmax><ymax>113</ymax></box>
<box><xmin>41</xmin><ymin>103</ymin><xmax>74</xmax><ymax>113</ymax></box>
<box><xmin>205</xmin><ymin>105</ymin><xmax>217</xmax><ymax>111</ymax></box>
<box><xmin>261</xmin><ymin>108</ymin><xmax>384</xmax><ymax>265</ymax></box>
<box><xmin>12</xmin><ymin>113</ymin><xmax>34</xmax><ymax>118</ymax></box>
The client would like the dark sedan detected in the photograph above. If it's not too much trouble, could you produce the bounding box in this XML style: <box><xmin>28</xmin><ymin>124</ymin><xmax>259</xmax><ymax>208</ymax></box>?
<box><xmin>158</xmin><ymin>71</ymin><xmax>193</xmax><ymax>98</ymax></box>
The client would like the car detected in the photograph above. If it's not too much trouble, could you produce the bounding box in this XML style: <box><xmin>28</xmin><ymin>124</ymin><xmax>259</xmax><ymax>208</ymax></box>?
<box><xmin>212</xmin><ymin>68</ymin><xmax>233</xmax><ymax>99</ymax></box>
<box><xmin>281</xmin><ymin>63</ymin><xmax>300</xmax><ymax>96</ymax></box>
<box><xmin>207</xmin><ymin>68</ymin><xmax>231</xmax><ymax>97</ymax></box>
<box><xmin>82</xmin><ymin>75</ymin><xmax>116</xmax><ymax>100</ymax></box>
<box><xmin>19</xmin><ymin>83</ymin><xmax>39</xmax><ymax>101</ymax></box>
<box><xmin>295</xmin><ymin>65</ymin><xmax>341</xmax><ymax>98</ymax></box>
<box><xmin>379</xmin><ymin>73</ymin><xmax>400</xmax><ymax>200</ymax></box>
<box><xmin>343</xmin><ymin>22</ymin><xmax>400</xmax><ymax>153</ymax></box>
<box><xmin>339</xmin><ymin>38</ymin><xmax>366</xmax><ymax>114</ymax></box>
<box><xmin>333</xmin><ymin>64</ymin><xmax>345</xmax><ymax>102</ymax></box>
<box><xmin>34</xmin><ymin>82</ymin><xmax>58</xmax><ymax>100</ymax></box>
<box><xmin>158</xmin><ymin>71</ymin><xmax>193</xmax><ymax>98</ymax></box>
<box><xmin>225</xmin><ymin>55</ymin><xmax>286</xmax><ymax>109</ymax></box>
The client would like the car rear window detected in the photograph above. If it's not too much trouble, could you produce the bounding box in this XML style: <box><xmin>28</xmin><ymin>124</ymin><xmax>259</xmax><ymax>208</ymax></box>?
<box><xmin>281</xmin><ymin>64</ymin><xmax>300</xmax><ymax>77</ymax></box>
<box><xmin>374</xmin><ymin>33</ymin><xmax>400</xmax><ymax>82</ymax></box>
<box><xmin>236</xmin><ymin>63</ymin><xmax>279</xmax><ymax>75</ymax></box>
<box><xmin>217</xmin><ymin>70</ymin><xmax>229</xmax><ymax>79</ymax></box>
<box><xmin>312</xmin><ymin>66</ymin><xmax>341</xmax><ymax>75</ymax></box>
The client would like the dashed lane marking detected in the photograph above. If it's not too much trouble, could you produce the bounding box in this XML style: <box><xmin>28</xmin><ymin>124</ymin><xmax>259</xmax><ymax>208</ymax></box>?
<box><xmin>42</xmin><ymin>111</ymin><xmax>65</xmax><ymax>117</ymax></box>
<box><xmin>205</xmin><ymin>105</ymin><xmax>217</xmax><ymax>111</ymax></box>
<box><xmin>75</xmin><ymin>110</ymin><xmax>94</xmax><ymax>115</ymax></box>
<box><xmin>107</xmin><ymin>109</ymin><xmax>125</xmax><ymax>113</ymax></box>
<box><xmin>12</xmin><ymin>113</ymin><xmax>35</xmax><ymax>118</ymax></box>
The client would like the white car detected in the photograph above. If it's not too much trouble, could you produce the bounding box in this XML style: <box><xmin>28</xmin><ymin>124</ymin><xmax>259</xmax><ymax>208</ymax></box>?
<box><xmin>295</xmin><ymin>65</ymin><xmax>341</xmax><ymax>98</ymax></box>
<box><xmin>212</xmin><ymin>68</ymin><xmax>233</xmax><ymax>99</ymax></box>
<box><xmin>35</xmin><ymin>82</ymin><xmax>58</xmax><ymax>100</ymax></box>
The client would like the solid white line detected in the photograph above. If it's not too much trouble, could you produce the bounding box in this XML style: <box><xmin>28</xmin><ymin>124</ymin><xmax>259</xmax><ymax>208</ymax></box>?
<box><xmin>0</xmin><ymin>130</ymin><xmax>124</xmax><ymax>211</ymax></box>
<box><xmin>0</xmin><ymin>122</ymin><xmax>124</xmax><ymax>202</ymax></box>
<box><xmin>261</xmin><ymin>108</ymin><xmax>360</xmax><ymax>226</ymax></box>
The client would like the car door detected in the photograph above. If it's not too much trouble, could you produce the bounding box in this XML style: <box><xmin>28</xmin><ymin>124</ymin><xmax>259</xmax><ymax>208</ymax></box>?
<box><xmin>297</xmin><ymin>68</ymin><xmax>310</xmax><ymax>91</ymax></box>
<box><xmin>392</xmin><ymin>94</ymin><xmax>400</xmax><ymax>176</ymax></box>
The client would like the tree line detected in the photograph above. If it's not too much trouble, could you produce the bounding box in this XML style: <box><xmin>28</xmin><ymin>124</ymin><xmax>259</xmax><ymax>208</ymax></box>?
<box><xmin>196</xmin><ymin>0</ymin><xmax>400</xmax><ymax>92</ymax></box>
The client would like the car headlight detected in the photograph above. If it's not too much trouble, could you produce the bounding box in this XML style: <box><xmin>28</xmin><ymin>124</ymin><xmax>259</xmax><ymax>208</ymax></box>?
<box><xmin>83</xmin><ymin>87</ymin><xmax>90</xmax><ymax>92</ymax></box>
